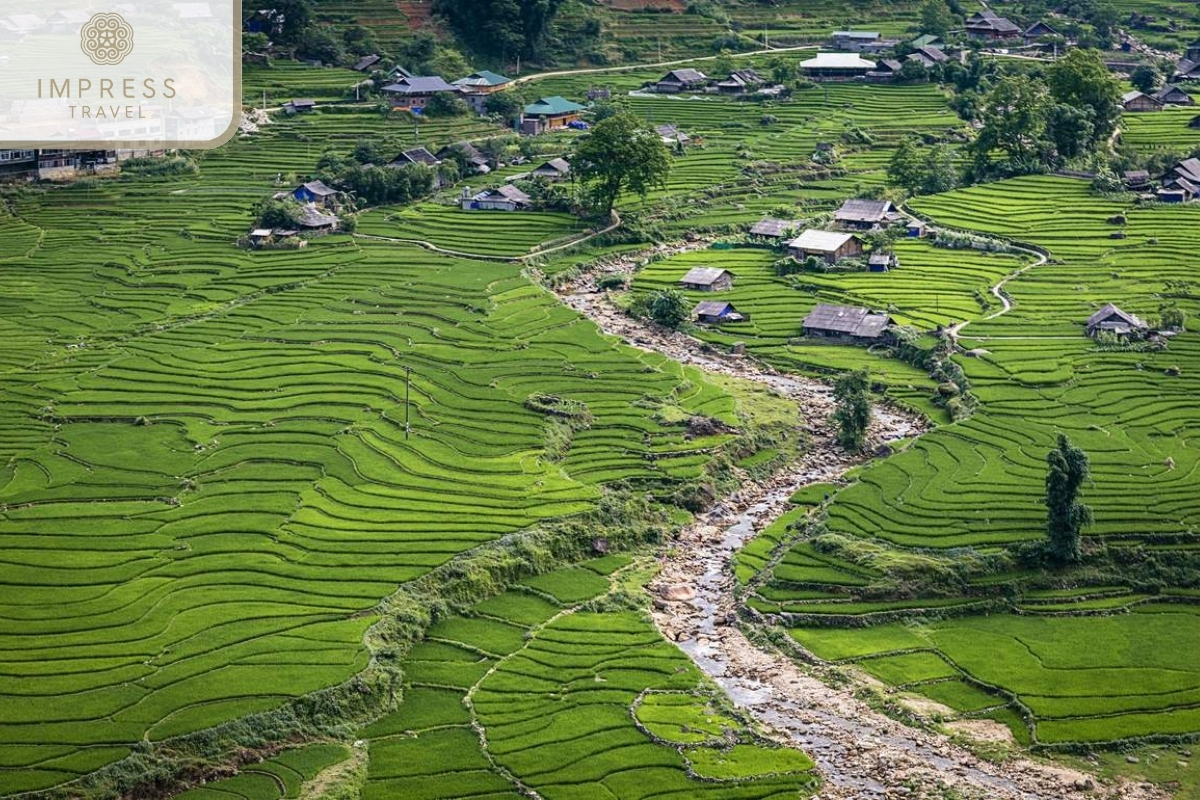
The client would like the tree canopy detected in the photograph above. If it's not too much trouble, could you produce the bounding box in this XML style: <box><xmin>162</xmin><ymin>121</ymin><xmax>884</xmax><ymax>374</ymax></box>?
<box><xmin>573</xmin><ymin>112</ymin><xmax>672</xmax><ymax>216</ymax></box>
<box><xmin>1046</xmin><ymin>49</ymin><xmax>1122</xmax><ymax>146</ymax></box>
<box><xmin>833</xmin><ymin>370</ymin><xmax>872</xmax><ymax>453</ymax></box>
<box><xmin>1044</xmin><ymin>433</ymin><xmax>1092</xmax><ymax>565</ymax></box>
<box><xmin>434</xmin><ymin>0</ymin><xmax>566</xmax><ymax>61</ymax></box>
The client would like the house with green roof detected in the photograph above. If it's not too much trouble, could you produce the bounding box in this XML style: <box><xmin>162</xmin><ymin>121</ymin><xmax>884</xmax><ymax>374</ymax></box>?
<box><xmin>453</xmin><ymin>70</ymin><xmax>513</xmax><ymax>114</ymax></box>
<box><xmin>521</xmin><ymin>96</ymin><xmax>586</xmax><ymax>135</ymax></box>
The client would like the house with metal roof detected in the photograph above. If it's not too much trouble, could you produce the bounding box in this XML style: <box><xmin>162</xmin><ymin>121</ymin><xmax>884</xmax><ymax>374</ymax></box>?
<box><xmin>803</xmin><ymin>303</ymin><xmax>893</xmax><ymax>340</ymax></box>
<box><xmin>1086</xmin><ymin>304</ymin><xmax>1148</xmax><ymax>337</ymax></box>
<box><xmin>656</xmin><ymin>124</ymin><xmax>692</xmax><ymax>146</ymax></box>
<box><xmin>653</xmin><ymin>69</ymin><xmax>709</xmax><ymax>93</ymax></box>
<box><xmin>1160</xmin><ymin>157</ymin><xmax>1200</xmax><ymax>200</ymax></box>
<box><xmin>800</xmin><ymin>53</ymin><xmax>876</xmax><ymax>81</ymax></box>
<box><xmin>453</xmin><ymin>70</ymin><xmax>513</xmax><ymax>113</ymax></box>
<box><xmin>694</xmin><ymin>301</ymin><xmax>746</xmax><ymax>325</ymax></box>
<box><xmin>679</xmin><ymin>267</ymin><xmax>735</xmax><ymax>292</ymax></box>
<box><xmin>749</xmin><ymin>218</ymin><xmax>799</xmax><ymax>239</ymax></box>
<box><xmin>352</xmin><ymin>54</ymin><xmax>382</xmax><ymax>72</ymax></box>
<box><xmin>436</xmin><ymin>142</ymin><xmax>491</xmax><ymax>174</ymax></box>
<box><xmin>381</xmin><ymin>76</ymin><xmax>461</xmax><ymax>111</ymax></box>
<box><xmin>833</xmin><ymin>198</ymin><xmax>895</xmax><ymax>228</ymax></box>
<box><xmin>965</xmin><ymin>10</ymin><xmax>1021</xmax><ymax>39</ymax></box>
<box><xmin>292</xmin><ymin>180</ymin><xmax>341</xmax><ymax>208</ymax></box>
<box><xmin>462</xmin><ymin>184</ymin><xmax>532</xmax><ymax>211</ymax></box>
<box><xmin>1154</xmin><ymin>85</ymin><xmax>1194</xmax><ymax>106</ymax></box>
<box><xmin>788</xmin><ymin>230</ymin><xmax>865</xmax><ymax>263</ymax></box>
<box><xmin>389</xmin><ymin>147</ymin><xmax>442</xmax><ymax>168</ymax></box>
<box><xmin>1122</xmin><ymin>90</ymin><xmax>1163</xmax><ymax>112</ymax></box>
<box><xmin>521</xmin><ymin>96</ymin><xmax>586</xmax><ymax>134</ymax></box>
<box><xmin>531</xmin><ymin>157</ymin><xmax>571</xmax><ymax>180</ymax></box>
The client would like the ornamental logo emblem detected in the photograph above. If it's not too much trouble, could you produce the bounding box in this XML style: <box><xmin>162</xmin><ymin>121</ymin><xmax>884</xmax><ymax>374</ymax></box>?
<box><xmin>80</xmin><ymin>13</ymin><xmax>134</xmax><ymax>66</ymax></box>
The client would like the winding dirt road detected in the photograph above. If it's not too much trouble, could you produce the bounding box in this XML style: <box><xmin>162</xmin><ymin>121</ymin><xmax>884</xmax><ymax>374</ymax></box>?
<box><xmin>552</xmin><ymin>250</ymin><xmax>1165</xmax><ymax>800</ymax></box>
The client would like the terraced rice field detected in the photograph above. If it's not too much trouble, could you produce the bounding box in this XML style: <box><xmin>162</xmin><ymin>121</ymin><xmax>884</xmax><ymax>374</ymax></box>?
<box><xmin>361</xmin><ymin>557</ymin><xmax>817</xmax><ymax>799</ymax></box>
<box><xmin>1120</xmin><ymin>107</ymin><xmax>1200</xmax><ymax>151</ymax></box>
<box><xmin>176</xmin><ymin>744</ymin><xmax>351</xmax><ymax>800</ymax></box>
<box><xmin>0</xmin><ymin>110</ymin><xmax>739</xmax><ymax>793</ymax></box>
<box><xmin>759</xmin><ymin>176</ymin><xmax>1200</xmax><ymax>747</ymax></box>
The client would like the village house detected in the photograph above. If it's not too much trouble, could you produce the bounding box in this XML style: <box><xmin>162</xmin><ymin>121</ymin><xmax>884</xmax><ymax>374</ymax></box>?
<box><xmin>531</xmin><ymin>158</ymin><xmax>571</xmax><ymax>180</ymax></box>
<box><xmin>965</xmin><ymin>10</ymin><xmax>1021</xmax><ymax>40</ymax></box>
<box><xmin>389</xmin><ymin>147</ymin><xmax>442</xmax><ymax>168</ymax></box>
<box><xmin>248</xmin><ymin>228</ymin><xmax>275</xmax><ymax>248</ymax></box>
<box><xmin>800</xmin><ymin>53</ymin><xmax>876</xmax><ymax>81</ymax></box>
<box><xmin>381</xmin><ymin>76</ymin><xmax>460</xmax><ymax>111</ymax></box>
<box><xmin>1023</xmin><ymin>20</ymin><xmax>1059</xmax><ymax>42</ymax></box>
<box><xmin>1173</xmin><ymin>39</ymin><xmax>1200</xmax><ymax>82</ymax></box>
<box><xmin>1153</xmin><ymin>85</ymin><xmax>1194</xmax><ymax>106</ymax></box>
<box><xmin>352</xmin><ymin>54</ymin><xmax>382</xmax><ymax>72</ymax></box>
<box><xmin>715</xmin><ymin>69</ymin><xmax>766</xmax><ymax>94</ymax></box>
<box><xmin>653</xmin><ymin>69</ymin><xmax>709</xmax><ymax>93</ymax></box>
<box><xmin>833</xmin><ymin>198</ymin><xmax>895</xmax><ymax>229</ymax></box>
<box><xmin>866</xmin><ymin>59</ymin><xmax>905</xmax><ymax>82</ymax></box>
<box><xmin>283</xmin><ymin>99</ymin><xmax>317</xmax><ymax>115</ymax></box>
<box><xmin>908</xmin><ymin>45</ymin><xmax>949</xmax><ymax>68</ymax></box>
<box><xmin>910</xmin><ymin>33</ymin><xmax>942</xmax><ymax>49</ymax></box>
<box><xmin>462</xmin><ymin>185</ymin><xmax>532</xmax><ymax>211</ymax></box>
<box><xmin>802</xmin><ymin>303</ymin><xmax>893</xmax><ymax>341</ymax></box>
<box><xmin>694</xmin><ymin>301</ymin><xmax>746</xmax><ymax>325</ymax></box>
<box><xmin>1086</xmin><ymin>304</ymin><xmax>1149</xmax><ymax>337</ymax></box>
<box><xmin>453</xmin><ymin>70</ymin><xmax>512</xmax><ymax>114</ymax></box>
<box><xmin>788</xmin><ymin>230</ymin><xmax>865</xmax><ymax>263</ymax></box>
<box><xmin>292</xmin><ymin>180</ymin><xmax>341</xmax><ymax>209</ymax></box>
<box><xmin>296</xmin><ymin>203</ymin><xmax>339</xmax><ymax>234</ymax></box>
<box><xmin>829</xmin><ymin>31</ymin><xmax>896</xmax><ymax>53</ymax></box>
<box><xmin>587</xmin><ymin>87</ymin><xmax>612</xmax><ymax>101</ymax></box>
<box><xmin>1122</xmin><ymin>90</ymin><xmax>1163</xmax><ymax>112</ymax></box>
<box><xmin>906</xmin><ymin>219</ymin><xmax>929</xmax><ymax>238</ymax></box>
<box><xmin>1160</xmin><ymin>157</ymin><xmax>1200</xmax><ymax>201</ymax></box>
<box><xmin>437</xmin><ymin>142</ymin><xmax>491</xmax><ymax>174</ymax></box>
<box><xmin>750</xmin><ymin>218</ymin><xmax>799</xmax><ymax>240</ymax></box>
<box><xmin>679</xmin><ymin>267</ymin><xmax>735</xmax><ymax>292</ymax></box>
<box><xmin>868</xmin><ymin>252</ymin><xmax>898</xmax><ymax>272</ymax></box>
<box><xmin>521</xmin><ymin>96</ymin><xmax>586</xmax><ymax>135</ymax></box>
<box><xmin>656</xmin><ymin>124</ymin><xmax>692</xmax><ymax>147</ymax></box>
<box><xmin>1123</xmin><ymin>169</ymin><xmax>1152</xmax><ymax>191</ymax></box>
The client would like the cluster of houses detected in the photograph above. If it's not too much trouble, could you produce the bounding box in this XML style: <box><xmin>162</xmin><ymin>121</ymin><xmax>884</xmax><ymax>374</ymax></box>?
<box><xmin>675</xmin><ymin>260</ymin><xmax>895</xmax><ymax>341</ymax></box>
<box><xmin>671</xmin><ymin>198</ymin><xmax>926</xmax><ymax>333</ymax></box>
<box><xmin>368</xmin><ymin>66</ymin><xmax>590</xmax><ymax>135</ymax></box>
<box><xmin>1120</xmin><ymin>84</ymin><xmax>1194</xmax><ymax>112</ymax></box>
<box><xmin>648</xmin><ymin>67</ymin><xmax>785</xmax><ymax>98</ymax></box>
<box><xmin>1122</xmin><ymin>157</ymin><xmax>1200</xmax><ymax>202</ymax></box>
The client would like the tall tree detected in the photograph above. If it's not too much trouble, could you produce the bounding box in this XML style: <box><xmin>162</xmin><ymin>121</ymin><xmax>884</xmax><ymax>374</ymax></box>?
<box><xmin>1129</xmin><ymin>64</ymin><xmax>1161</xmax><ymax>94</ymax></box>
<box><xmin>646</xmin><ymin>289</ymin><xmax>689</xmax><ymax>329</ymax></box>
<box><xmin>969</xmin><ymin>74</ymin><xmax>1052</xmax><ymax>176</ymax></box>
<box><xmin>920</xmin><ymin>0</ymin><xmax>958</xmax><ymax>37</ymax></box>
<box><xmin>833</xmin><ymin>369</ymin><xmax>872</xmax><ymax>453</ymax></box>
<box><xmin>1046</xmin><ymin>49</ymin><xmax>1122</xmax><ymax>145</ymax></box>
<box><xmin>573</xmin><ymin>112</ymin><xmax>671</xmax><ymax>216</ymax></box>
<box><xmin>1044</xmin><ymin>433</ymin><xmax>1092</xmax><ymax>565</ymax></box>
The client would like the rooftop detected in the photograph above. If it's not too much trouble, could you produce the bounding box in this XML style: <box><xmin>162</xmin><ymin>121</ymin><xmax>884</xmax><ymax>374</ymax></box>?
<box><xmin>679</xmin><ymin>267</ymin><xmax>733</xmax><ymax>286</ymax></box>
<box><xmin>524</xmin><ymin>96</ymin><xmax>587</xmax><ymax>116</ymax></box>
<box><xmin>382</xmin><ymin>76</ymin><xmax>459</xmax><ymax>94</ymax></box>
<box><xmin>834</xmin><ymin>198</ymin><xmax>893</xmax><ymax>223</ymax></box>
<box><xmin>789</xmin><ymin>229</ymin><xmax>858</xmax><ymax>252</ymax></box>
<box><xmin>803</xmin><ymin>303</ymin><xmax>891</xmax><ymax>338</ymax></box>
<box><xmin>800</xmin><ymin>52</ymin><xmax>877</xmax><ymax>70</ymax></box>
<box><xmin>454</xmin><ymin>70</ymin><xmax>512</xmax><ymax>88</ymax></box>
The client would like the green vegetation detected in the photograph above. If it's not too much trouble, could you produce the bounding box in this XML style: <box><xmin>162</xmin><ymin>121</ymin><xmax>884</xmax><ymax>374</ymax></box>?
<box><xmin>833</xmin><ymin>369</ymin><xmax>871</xmax><ymax>453</ymax></box>
<box><xmin>574</xmin><ymin>112</ymin><xmax>672</xmax><ymax>215</ymax></box>
<box><xmin>1044</xmin><ymin>433</ymin><xmax>1093</xmax><ymax>566</ymax></box>
<box><xmin>359</xmin><ymin>560</ymin><xmax>818</xmax><ymax>799</ymax></box>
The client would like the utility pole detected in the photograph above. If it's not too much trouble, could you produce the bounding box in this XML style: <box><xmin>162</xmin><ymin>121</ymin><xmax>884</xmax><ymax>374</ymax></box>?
<box><xmin>404</xmin><ymin>365</ymin><xmax>412</xmax><ymax>440</ymax></box>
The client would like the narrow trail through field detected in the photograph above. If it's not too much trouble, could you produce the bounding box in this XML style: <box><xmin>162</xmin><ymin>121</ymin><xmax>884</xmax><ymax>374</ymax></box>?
<box><xmin>551</xmin><ymin>248</ymin><xmax>1165</xmax><ymax>800</ymax></box>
